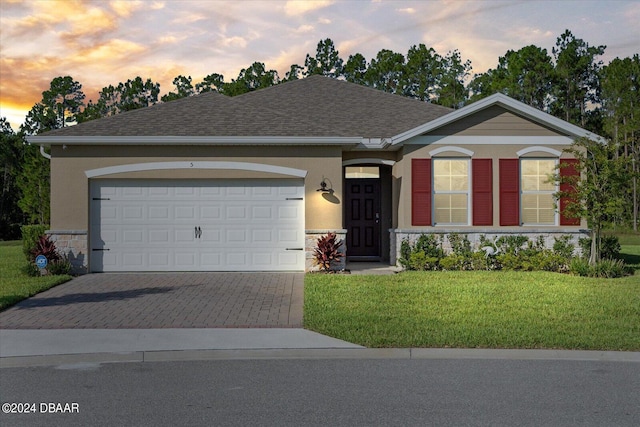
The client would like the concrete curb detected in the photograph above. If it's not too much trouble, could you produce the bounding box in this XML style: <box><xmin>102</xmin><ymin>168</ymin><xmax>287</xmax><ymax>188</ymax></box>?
<box><xmin>2</xmin><ymin>348</ymin><xmax>639</xmax><ymax>368</ymax></box>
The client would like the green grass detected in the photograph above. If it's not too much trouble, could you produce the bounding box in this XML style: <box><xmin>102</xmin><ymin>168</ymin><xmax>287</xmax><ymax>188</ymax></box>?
<box><xmin>304</xmin><ymin>270</ymin><xmax>640</xmax><ymax>350</ymax></box>
<box><xmin>0</xmin><ymin>241</ymin><xmax>72</xmax><ymax>310</ymax></box>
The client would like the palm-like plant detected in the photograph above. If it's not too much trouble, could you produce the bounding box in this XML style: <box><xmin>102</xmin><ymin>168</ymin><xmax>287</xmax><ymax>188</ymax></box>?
<box><xmin>313</xmin><ymin>232</ymin><xmax>344</xmax><ymax>271</ymax></box>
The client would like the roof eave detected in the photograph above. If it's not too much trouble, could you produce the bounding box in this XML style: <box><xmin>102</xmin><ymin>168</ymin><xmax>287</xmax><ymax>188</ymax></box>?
<box><xmin>390</xmin><ymin>93</ymin><xmax>605</xmax><ymax>146</ymax></box>
<box><xmin>27</xmin><ymin>135</ymin><xmax>363</xmax><ymax>146</ymax></box>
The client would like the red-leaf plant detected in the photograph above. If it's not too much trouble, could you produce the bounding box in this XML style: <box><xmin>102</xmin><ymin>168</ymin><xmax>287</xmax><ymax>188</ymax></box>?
<box><xmin>30</xmin><ymin>235</ymin><xmax>61</xmax><ymax>263</ymax></box>
<box><xmin>313</xmin><ymin>232</ymin><xmax>345</xmax><ymax>271</ymax></box>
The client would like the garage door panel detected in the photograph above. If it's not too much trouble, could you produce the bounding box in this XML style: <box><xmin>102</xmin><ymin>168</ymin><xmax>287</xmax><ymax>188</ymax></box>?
<box><xmin>149</xmin><ymin>229</ymin><xmax>170</xmax><ymax>243</ymax></box>
<box><xmin>252</xmin><ymin>206</ymin><xmax>273</xmax><ymax>219</ymax></box>
<box><xmin>175</xmin><ymin>252</ymin><xmax>196</xmax><ymax>267</ymax></box>
<box><xmin>200</xmin><ymin>206</ymin><xmax>221</xmax><ymax>220</ymax></box>
<box><xmin>225</xmin><ymin>206</ymin><xmax>247</xmax><ymax>220</ymax></box>
<box><xmin>123</xmin><ymin>252</ymin><xmax>144</xmax><ymax>267</ymax></box>
<box><xmin>252</xmin><ymin>229</ymin><xmax>272</xmax><ymax>242</ymax></box>
<box><xmin>95</xmin><ymin>228</ymin><xmax>118</xmax><ymax>245</ymax></box>
<box><xmin>148</xmin><ymin>206</ymin><xmax>171</xmax><ymax>220</ymax></box>
<box><xmin>278</xmin><ymin>206</ymin><xmax>300</xmax><ymax>219</ymax></box>
<box><xmin>148</xmin><ymin>186</ymin><xmax>170</xmax><ymax>197</ymax></box>
<box><xmin>200</xmin><ymin>229</ymin><xmax>221</xmax><ymax>243</ymax></box>
<box><xmin>122</xmin><ymin>229</ymin><xmax>144</xmax><ymax>244</ymax></box>
<box><xmin>200</xmin><ymin>187</ymin><xmax>222</xmax><ymax>197</ymax></box>
<box><xmin>226</xmin><ymin>252</ymin><xmax>247</xmax><ymax>266</ymax></box>
<box><xmin>226</xmin><ymin>229</ymin><xmax>247</xmax><ymax>243</ymax></box>
<box><xmin>99</xmin><ymin>251</ymin><xmax>118</xmax><ymax>268</ymax></box>
<box><xmin>149</xmin><ymin>252</ymin><xmax>169</xmax><ymax>267</ymax></box>
<box><xmin>175</xmin><ymin>228</ymin><xmax>195</xmax><ymax>243</ymax></box>
<box><xmin>175</xmin><ymin>206</ymin><xmax>196</xmax><ymax>220</ymax></box>
<box><xmin>279</xmin><ymin>251</ymin><xmax>303</xmax><ymax>266</ymax></box>
<box><xmin>90</xmin><ymin>179</ymin><xmax>304</xmax><ymax>272</ymax></box>
<box><xmin>278</xmin><ymin>229</ymin><xmax>301</xmax><ymax>243</ymax></box>
<box><xmin>200</xmin><ymin>251</ymin><xmax>221</xmax><ymax>267</ymax></box>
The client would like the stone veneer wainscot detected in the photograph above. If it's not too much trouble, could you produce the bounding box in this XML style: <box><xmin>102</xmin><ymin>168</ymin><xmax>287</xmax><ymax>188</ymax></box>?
<box><xmin>389</xmin><ymin>228</ymin><xmax>590</xmax><ymax>267</ymax></box>
<box><xmin>47</xmin><ymin>230</ymin><xmax>88</xmax><ymax>274</ymax></box>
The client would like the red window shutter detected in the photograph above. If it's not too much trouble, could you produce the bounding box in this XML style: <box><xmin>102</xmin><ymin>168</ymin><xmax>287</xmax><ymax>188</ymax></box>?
<box><xmin>412</xmin><ymin>158</ymin><xmax>432</xmax><ymax>226</ymax></box>
<box><xmin>499</xmin><ymin>159</ymin><xmax>520</xmax><ymax>226</ymax></box>
<box><xmin>560</xmin><ymin>158</ymin><xmax>580</xmax><ymax>226</ymax></box>
<box><xmin>472</xmin><ymin>159</ymin><xmax>493</xmax><ymax>226</ymax></box>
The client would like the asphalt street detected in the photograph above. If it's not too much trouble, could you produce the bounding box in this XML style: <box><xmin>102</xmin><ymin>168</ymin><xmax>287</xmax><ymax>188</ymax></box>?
<box><xmin>2</xmin><ymin>358</ymin><xmax>639</xmax><ymax>426</ymax></box>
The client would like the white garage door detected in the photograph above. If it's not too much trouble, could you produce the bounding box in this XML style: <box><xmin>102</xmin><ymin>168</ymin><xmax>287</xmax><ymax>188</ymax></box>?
<box><xmin>90</xmin><ymin>179</ymin><xmax>305</xmax><ymax>272</ymax></box>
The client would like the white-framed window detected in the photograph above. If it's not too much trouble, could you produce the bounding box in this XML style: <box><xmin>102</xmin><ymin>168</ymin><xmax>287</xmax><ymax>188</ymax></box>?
<box><xmin>344</xmin><ymin>166</ymin><xmax>380</xmax><ymax>179</ymax></box>
<box><xmin>433</xmin><ymin>158</ymin><xmax>470</xmax><ymax>225</ymax></box>
<box><xmin>520</xmin><ymin>158</ymin><xmax>557</xmax><ymax>225</ymax></box>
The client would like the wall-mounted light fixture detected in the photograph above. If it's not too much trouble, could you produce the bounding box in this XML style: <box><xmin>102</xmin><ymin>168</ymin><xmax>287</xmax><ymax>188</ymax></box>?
<box><xmin>316</xmin><ymin>176</ymin><xmax>333</xmax><ymax>193</ymax></box>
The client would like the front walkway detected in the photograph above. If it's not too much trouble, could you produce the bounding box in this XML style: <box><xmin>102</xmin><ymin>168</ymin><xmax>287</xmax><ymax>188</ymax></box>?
<box><xmin>0</xmin><ymin>273</ymin><xmax>304</xmax><ymax>329</ymax></box>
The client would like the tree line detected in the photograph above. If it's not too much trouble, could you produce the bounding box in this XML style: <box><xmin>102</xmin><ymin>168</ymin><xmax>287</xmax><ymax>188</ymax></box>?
<box><xmin>1</xmin><ymin>29</ymin><xmax>638</xmax><ymax>239</ymax></box>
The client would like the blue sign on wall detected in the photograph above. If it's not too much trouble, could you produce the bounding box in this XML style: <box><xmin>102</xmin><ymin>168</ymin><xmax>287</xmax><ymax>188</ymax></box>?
<box><xmin>35</xmin><ymin>255</ymin><xmax>48</xmax><ymax>269</ymax></box>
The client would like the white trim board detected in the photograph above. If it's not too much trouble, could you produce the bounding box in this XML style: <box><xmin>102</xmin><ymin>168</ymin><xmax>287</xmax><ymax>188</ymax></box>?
<box><xmin>517</xmin><ymin>146</ymin><xmax>562</xmax><ymax>157</ymax></box>
<box><xmin>85</xmin><ymin>161</ymin><xmax>308</xmax><ymax>178</ymax></box>
<box><xmin>29</xmin><ymin>136</ymin><xmax>362</xmax><ymax>146</ymax></box>
<box><xmin>342</xmin><ymin>158</ymin><xmax>396</xmax><ymax>166</ymax></box>
<box><xmin>429</xmin><ymin>146</ymin><xmax>474</xmax><ymax>157</ymax></box>
<box><xmin>405</xmin><ymin>136</ymin><xmax>575</xmax><ymax>146</ymax></box>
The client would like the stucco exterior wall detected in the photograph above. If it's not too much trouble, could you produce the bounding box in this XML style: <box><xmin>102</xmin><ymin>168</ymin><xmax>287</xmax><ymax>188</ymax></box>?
<box><xmin>432</xmin><ymin>105</ymin><xmax>559</xmax><ymax>136</ymax></box>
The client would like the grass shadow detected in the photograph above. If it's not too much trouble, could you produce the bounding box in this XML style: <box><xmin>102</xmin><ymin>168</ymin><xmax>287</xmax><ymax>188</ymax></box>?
<box><xmin>619</xmin><ymin>253</ymin><xmax>640</xmax><ymax>272</ymax></box>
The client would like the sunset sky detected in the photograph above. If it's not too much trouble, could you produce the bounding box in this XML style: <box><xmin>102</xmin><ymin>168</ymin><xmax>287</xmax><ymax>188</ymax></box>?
<box><xmin>1</xmin><ymin>0</ymin><xmax>639</xmax><ymax>132</ymax></box>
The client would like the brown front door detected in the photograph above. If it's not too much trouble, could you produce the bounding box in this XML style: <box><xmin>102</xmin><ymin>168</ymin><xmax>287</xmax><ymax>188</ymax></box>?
<box><xmin>345</xmin><ymin>178</ymin><xmax>381</xmax><ymax>259</ymax></box>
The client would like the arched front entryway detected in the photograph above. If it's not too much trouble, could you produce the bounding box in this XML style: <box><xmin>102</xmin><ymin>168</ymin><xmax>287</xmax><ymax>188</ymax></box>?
<box><xmin>343</xmin><ymin>159</ymin><xmax>394</xmax><ymax>262</ymax></box>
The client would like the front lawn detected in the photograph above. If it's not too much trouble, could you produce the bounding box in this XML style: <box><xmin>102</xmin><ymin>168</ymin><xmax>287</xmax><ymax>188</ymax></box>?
<box><xmin>304</xmin><ymin>270</ymin><xmax>640</xmax><ymax>350</ymax></box>
<box><xmin>0</xmin><ymin>241</ymin><xmax>72</xmax><ymax>310</ymax></box>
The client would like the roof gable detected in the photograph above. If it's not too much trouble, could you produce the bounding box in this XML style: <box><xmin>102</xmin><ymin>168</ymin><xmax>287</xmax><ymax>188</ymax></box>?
<box><xmin>391</xmin><ymin>93</ymin><xmax>603</xmax><ymax>145</ymax></box>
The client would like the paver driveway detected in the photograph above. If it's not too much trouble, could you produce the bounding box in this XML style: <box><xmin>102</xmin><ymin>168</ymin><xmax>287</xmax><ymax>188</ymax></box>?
<box><xmin>0</xmin><ymin>273</ymin><xmax>304</xmax><ymax>329</ymax></box>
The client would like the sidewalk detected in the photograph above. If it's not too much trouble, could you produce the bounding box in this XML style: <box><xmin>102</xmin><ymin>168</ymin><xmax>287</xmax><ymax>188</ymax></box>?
<box><xmin>2</xmin><ymin>328</ymin><xmax>639</xmax><ymax>368</ymax></box>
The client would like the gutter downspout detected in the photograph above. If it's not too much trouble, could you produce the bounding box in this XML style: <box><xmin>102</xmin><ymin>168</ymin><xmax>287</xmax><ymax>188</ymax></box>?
<box><xmin>39</xmin><ymin>145</ymin><xmax>51</xmax><ymax>160</ymax></box>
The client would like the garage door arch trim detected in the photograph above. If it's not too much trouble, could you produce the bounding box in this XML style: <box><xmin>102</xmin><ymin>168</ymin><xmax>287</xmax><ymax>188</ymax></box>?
<box><xmin>85</xmin><ymin>161</ymin><xmax>307</xmax><ymax>178</ymax></box>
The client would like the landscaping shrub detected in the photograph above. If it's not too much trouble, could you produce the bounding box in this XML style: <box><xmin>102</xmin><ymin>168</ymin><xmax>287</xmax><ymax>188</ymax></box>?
<box><xmin>603</xmin><ymin>236</ymin><xmax>622</xmax><ymax>258</ymax></box>
<box><xmin>495</xmin><ymin>253</ymin><xmax>517</xmax><ymax>270</ymax></box>
<box><xmin>579</xmin><ymin>235</ymin><xmax>621</xmax><ymax>260</ymax></box>
<box><xmin>21</xmin><ymin>224</ymin><xmax>48</xmax><ymax>261</ymax></box>
<box><xmin>414</xmin><ymin>234</ymin><xmax>445</xmax><ymax>258</ymax></box>
<box><xmin>48</xmin><ymin>255</ymin><xmax>72</xmax><ymax>275</ymax></box>
<box><xmin>400</xmin><ymin>234</ymin><xmax>444</xmax><ymax>270</ymax></box>
<box><xmin>553</xmin><ymin>235</ymin><xmax>575</xmax><ymax>259</ymax></box>
<box><xmin>398</xmin><ymin>233</ymin><xmax>606</xmax><ymax>276</ymax></box>
<box><xmin>536</xmin><ymin>251</ymin><xmax>571</xmax><ymax>273</ymax></box>
<box><xmin>399</xmin><ymin>239</ymin><xmax>412</xmax><ymax>269</ymax></box>
<box><xmin>570</xmin><ymin>257</ymin><xmax>628</xmax><ymax>278</ymax></box>
<box><xmin>439</xmin><ymin>253</ymin><xmax>475</xmax><ymax>271</ymax></box>
<box><xmin>590</xmin><ymin>259</ymin><xmax>627</xmax><ymax>278</ymax></box>
<box><xmin>22</xmin><ymin>261</ymin><xmax>41</xmax><ymax>277</ymax></box>
<box><xmin>408</xmin><ymin>251</ymin><xmax>440</xmax><ymax>271</ymax></box>
<box><xmin>448</xmin><ymin>233</ymin><xmax>472</xmax><ymax>256</ymax></box>
<box><xmin>313</xmin><ymin>232</ymin><xmax>344</xmax><ymax>271</ymax></box>
<box><xmin>30</xmin><ymin>235</ymin><xmax>61</xmax><ymax>263</ymax></box>
<box><xmin>21</xmin><ymin>233</ymin><xmax>69</xmax><ymax>276</ymax></box>
<box><xmin>495</xmin><ymin>235</ymin><xmax>530</xmax><ymax>255</ymax></box>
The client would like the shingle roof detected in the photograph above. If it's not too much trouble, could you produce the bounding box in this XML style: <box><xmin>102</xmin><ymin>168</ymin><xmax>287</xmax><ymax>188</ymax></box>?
<box><xmin>40</xmin><ymin>75</ymin><xmax>452</xmax><ymax>139</ymax></box>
